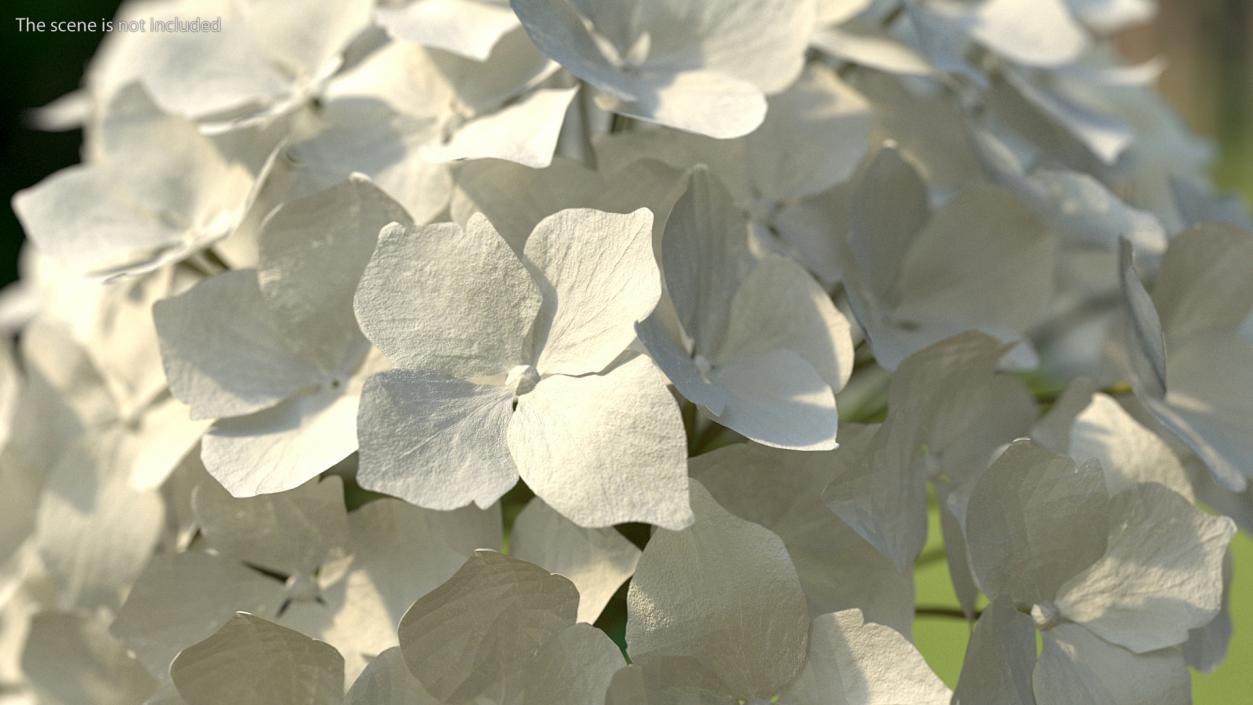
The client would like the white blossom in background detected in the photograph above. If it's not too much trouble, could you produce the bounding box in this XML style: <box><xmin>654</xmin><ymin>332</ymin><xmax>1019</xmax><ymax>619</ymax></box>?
<box><xmin>1</xmin><ymin>0</ymin><xmax>1250</xmax><ymax>702</ymax></box>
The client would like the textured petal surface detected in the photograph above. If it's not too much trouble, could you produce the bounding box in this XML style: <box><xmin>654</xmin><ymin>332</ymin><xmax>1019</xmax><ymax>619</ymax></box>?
<box><xmin>511</xmin><ymin>498</ymin><xmax>641</xmax><ymax>624</ymax></box>
<box><xmin>1032</xmin><ymin>624</ymin><xmax>1190</xmax><ymax>705</ymax></box>
<box><xmin>355</xmin><ymin>218</ymin><xmax>540</xmax><ymax>377</ymax></box>
<box><xmin>965</xmin><ymin>440</ymin><xmax>1110</xmax><ymax>606</ymax></box>
<box><xmin>525</xmin><ymin>208</ymin><xmax>660</xmax><ymax>376</ymax></box>
<box><xmin>171</xmin><ymin>613</ymin><xmax>344</xmax><ymax>705</ymax></box>
<box><xmin>155</xmin><ymin>269</ymin><xmax>320</xmax><ymax>420</ymax></box>
<box><xmin>508</xmin><ymin>356</ymin><xmax>692</xmax><ymax>529</ymax></box>
<box><xmin>627</xmin><ymin>482</ymin><xmax>809</xmax><ymax>700</ymax></box>
<box><xmin>357</xmin><ymin>368</ymin><xmax>517</xmax><ymax>510</ymax></box>
<box><xmin>1056</xmin><ymin>484</ymin><xmax>1235</xmax><ymax>652</ymax></box>
<box><xmin>780</xmin><ymin>610</ymin><xmax>950</xmax><ymax>705</ymax></box>
<box><xmin>397</xmin><ymin>551</ymin><xmax>578</xmax><ymax>703</ymax></box>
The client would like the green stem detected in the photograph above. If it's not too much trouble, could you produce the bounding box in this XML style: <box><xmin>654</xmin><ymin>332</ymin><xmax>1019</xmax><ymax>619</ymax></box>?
<box><xmin>915</xmin><ymin>605</ymin><xmax>979</xmax><ymax>620</ymax></box>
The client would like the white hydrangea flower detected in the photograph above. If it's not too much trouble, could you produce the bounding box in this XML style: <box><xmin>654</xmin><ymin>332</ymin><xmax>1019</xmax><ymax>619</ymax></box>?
<box><xmin>836</xmin><ymin>145</ymin><xmax>1056</xmax><ymax>371</ymax></box>
<box><xmin>12</xmin><ymin>86</ymin><xmax>258</xmax><ymax>279</ymax></box>
<box><xmin>2</xmin><ymin>0</ymin><xmax>1251</xmax><ymax>699</ymax></box>
<box><xmin>957</xmin><ymin>440</ymin><xmax>1235</xmax><ymax>705</ymax></box>
<box><xmin>377</xmin><ymin>0</ymin><xmax>520</xmax><ymax>61</ymax></box>
<box><xmin>155</xmin><ymin>177</ymin><xmax>408</xmax><ymax>496</ymax></box>
<box><xmin>324</xmin><ymin>32</ymin><xmax>574</xmax><ymax>170</ymax></box>
<box><xmin>112</xmin><ymin>475</ymin><xmax>501</xmax><ymax>685</ymax></box>
<box><xmin>96</xmin><ymin>0</ymin><xmax>372</xmax><ymax>129</ymax></box>
<box><xmin>691</xmin><ymin>440</ymin><xmax>915</xmax><ymax>634</ymax></box>
<box><xmin>637</xmin><ymin>168</ymin><xmax>854</xmax><ymax>450</ymax></box>
<box><xmin>824</xmin><ymin>332</ymin><xmax>1037</xmax><ymax>575</ymax></box>
<box><xmin>354</xmin><ymin>208</ymin><xmax>692</xmax><ymax>529</ymax></box>
<box><xmin>512</xmin><ymin>0</ymin><xmax>817</xmax><ymax>137</ymax></box>
<box><xmin>1119</xmin><ymin>228</ymin><xmax>1253</xmax><ymax>492</ymax></box>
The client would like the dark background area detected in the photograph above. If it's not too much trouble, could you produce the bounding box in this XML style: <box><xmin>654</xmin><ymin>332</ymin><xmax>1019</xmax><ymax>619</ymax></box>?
<box><xmin>1</xmin><ymin>0</ymin><xmax>121</xmax><ymax>283</ymax></box>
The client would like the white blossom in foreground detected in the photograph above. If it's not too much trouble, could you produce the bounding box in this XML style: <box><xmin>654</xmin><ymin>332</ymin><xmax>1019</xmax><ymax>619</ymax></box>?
<box><xmin>957</xmin><ymin>440</ymin><xmax>1234</xmax><ymax>705</ymax></box>
<box><xmin>353</xmin><ymin>207</ymin><xmax>692</xmax><ymax>529</ymax></box>
<box><xmin>155</xmin><ymin>177</ymin><xmax>408</xmax><ymax>495</ymax></box>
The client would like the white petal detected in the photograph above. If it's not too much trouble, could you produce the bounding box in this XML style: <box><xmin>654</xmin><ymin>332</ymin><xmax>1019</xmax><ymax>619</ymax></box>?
<box><xmin>347</xmin><ymin>647</ymin><xmax>439</xmax><ymax>705</ymax></box>
<box><xmin>137</xmin><ymin>21</ymin><xmax>290</xmax><ymax>119</ymax></box>
<box><xmin>1065</xmin><ymin>0</ymin><xmax>1155</xmax><ymax>32</ymax></box>
<box><xmin>22</xmin><ymin>612</ymin><xmax>156</xmax><ymax>705</ymax></box>
<box><xmin>304</xmin><ymin>499</ymin><xmax>500</xmax><ymax>682</ymax></box>
<box><xmin>1184</xmin><ymin>547</ymin><xmax>1233</xmax><ymax>672</ymax></box>
<box><xmin>98</xmin><ymin>84</ymin><xmax>256</xmax><ymax>238</ymax></box>
<box><xmin>519</xmin><ymin>624</ymin><xmax>626</xmax><ymax>705</ymax></box>
<box><xmin>1069</xmin><ymin>393</ymin><xmax>1193</xmax><ymax>499</ymax></box>
<box><xmin>452</xmin><ymin>156</ymin><xmax>687</xmax><ymax>253</ymax></box>
<box><xmin>339</xmin><ymin>498</ymin><xmax>502</xmax><ymax>627</ymax></box>
<box><xmin>35</xmin><ymin>433</ymin><xmax>164</xmax><ymax>610</ymax></box>
<box><xmin>202</xmin><ymin>380</ymin><xmax>361</xmax><ymax>496</ymax></box>
<box><xmin>780</xmin><ymin>610</ymin><xmax>950</xmax><ymax>705</ymax></box>
<box><xmin>112</xmin><ymin>553</ymin><xmax>287</xmax><ymax>677</ymax></box>
<box><xmin>604</xmin><ymin>655</ymin><xmax>735</xmax><ymax>704</ymax></box>
<box><xmin>719</xmin><ymin>255</ymin><xmax>855</xmax><ymax>393</ymax></box>
<box><xmin>154</xmin><ymin>269</ymin><xmax>320</xmax><ymax>420</ymax></box>
<box><xmin>124</xmin><ymin>386</ymin><xmax>212</xmax><ymax>492</ymax></box>
<box><xmin>660</xmin><ymin>167</ymin><xmax>750</xmax><ymax>355</ymax></box>
<box><xmin>711</xmin><ymin>349</ymin><xmax>838</xmax><ymax>451</ymax></box>
<box><xmin>378</xmin><ymin>0</ymin><xmax>520</xmax><ymax>60</ymax></box>
<box><xmin>608</xmin><ymin>69</ymin><xmax>768</xmax><ymax>139</ymax></box>
<box><xmin>627</xmin><ymin>482</ymin><xmax>808</xmax><ymax>700</ymax></box>
<box><xmin>525</xmin><ymin>208</ymin><xmax>660</xmax><ymax>376</ymax></box>
<box><xmin>192</xmin><ymin>476</ymin><xmax>349</xmax><ymax>578</ymax></box>
<box><xmin>508</xmin><ymin>356</ymin><xmax>692</xmax><ymax>529</ymax></box>
<box><xmin>355</xmin><ymin>219</ymin><xmax>540</xmax><ymax>377</ymax></box>
<box><xmin>747</xmin><ymin>64</ymin><xmax>875</xmax><ymax>200</ymax></box>
<box><xmin>511</xmin><ymin>498</ymin><xmax>641</xmax><ymax>624</ymax></box>
<box><xmin>634</xmin><ymin>312</ymin><xmax>730</xmax><ymax>415</ymax></box>
<box><xmin>693</xmin><ymin>442</ymin><xmax>915</xmax><ymax>634</ymax></box>
<box><xmin>1032</xmin><ymin>624</ymin><xmax>1190</xmax><ymax>705</ymax></box>
<box><xmin>969</xmin><ymin>0</ymin><xmax>1088</xmax><ymax>67</ymax></box>
<box><xmin>240</xmin><ymin>0</ymin><xmax>372</xmax><ymax>83</ymax></box>
<box><xmin>422</xmin><ymin>87</ymin><xmax>577</xmax><ymax>168</ymax></box>
<box><xmin>964</xmin><ymin>440</ymin><xmax>1110</xmax><ymax>606</ymax></box>
<box><xmin>12</xmin><ymin>164</ymin><xmax>183</xmax><ymax>279</ymax></box>
<box><xmin>1118</xmin><ymin>239</ymin><xmax>1169</xmax><ymax>399</ymax></box>
<box><xmin>357</xmin><ymin>369</ymin><xmax>518</xmax><ymax>510</ymax></box>
<box><xmin>1000</xmin><ymin>69</ymin><xmax>1133</xmax><ymax>164</ymax></box>
<box><xmin>397</xmin><ymin>551</ymin><xmax>578</xmax><ymax>702</ymax></box>
<box><xmin>171</xmin><ymin>613</ymin><xmax>344</xmax><ymax>705</ymax></box>
<box><xmin>816</xmin><ymin>0</ymin><xmax>872</xmax><ymax>24</ymax></box>
<box><xmin>257</xmin><ymin>177</ymin><xmax>412</xmax><ymax>373</ymax></box>
<box><xmin>1056</xmin><ymin>483</ymin><xmax>1235</xmax><ymax>652</ymax></box>
<box><xmin>328</xmin><ymin>27</ymin><xmax>554</xmax><ymax>119</ymax></box>
<box><xmin>283</xmin><ymin>106</ymin><xmax>453</xmax><ymax>226</ymax></box>
<box><xmin>890</xmin><ymin>188</ymin><xmax>1056</xmax><ymax>365</ymax></box>
<box><xmin>822</xmin><ymin>423</ymin><xmax>928</xmax><ymax>572</ymax></box>
<box><xmin>1152</xmin><ymin>223</ymin><xmax>1253</xmax><ymax>345</ymax></box>
<box><xmin>952</xmin><ymin>597</ymin><xmax>1037</xmax><ymax>705</ymax></box>
<box><xmin>810</xmin><ymin>27</ymin><xmax>934</xmax><ymax>77</ymax></box>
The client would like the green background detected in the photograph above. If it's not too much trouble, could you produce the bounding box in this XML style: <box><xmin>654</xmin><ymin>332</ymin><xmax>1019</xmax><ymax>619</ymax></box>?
<box><xmin>3</xmin><ymin>2</ymin><xmax>1250</xmax><ymax>701</ymax></box>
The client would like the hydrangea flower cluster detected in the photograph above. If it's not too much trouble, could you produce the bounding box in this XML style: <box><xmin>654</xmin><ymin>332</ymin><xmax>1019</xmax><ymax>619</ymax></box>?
<box><xmin>2</xmin><ymin>0</ymin><xmax>1250</xmax><ymax>704</ymax></box>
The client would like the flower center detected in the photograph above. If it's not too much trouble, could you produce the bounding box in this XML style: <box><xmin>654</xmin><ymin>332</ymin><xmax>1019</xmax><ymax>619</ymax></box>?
<box><xmin>507</xmin><ymin>364</ymin><xmax>541</xmax><ymax>397</ymax></box>
<box><xmin>284</xmin><ymin>573</ymin><xmax>322</xmax><ymax>604</ymax></box>
<box><xmin>1031</xmin><ymin>601</ymin><xmax>1060</xmax><ymax>630</ymax></box>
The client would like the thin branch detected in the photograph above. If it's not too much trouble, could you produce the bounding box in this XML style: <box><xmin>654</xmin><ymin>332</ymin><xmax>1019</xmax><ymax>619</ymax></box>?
<box><xmin>915</xmin><ymin>605</ymin><xmax>979</xmax><ymax>620</ymax></box>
